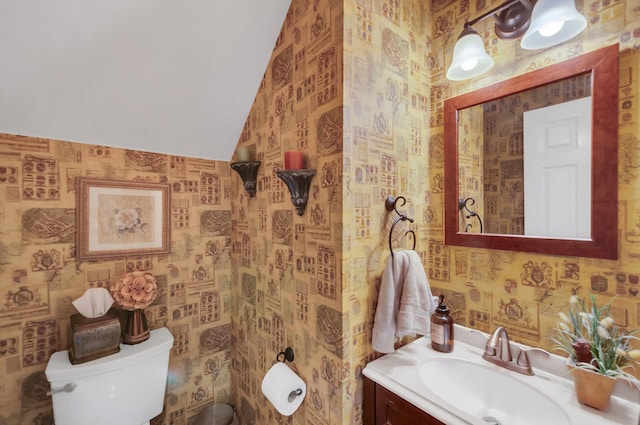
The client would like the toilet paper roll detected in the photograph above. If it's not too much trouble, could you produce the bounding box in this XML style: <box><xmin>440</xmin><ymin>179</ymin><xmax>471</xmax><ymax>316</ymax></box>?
<box><xmin>261</xmin><ymin>362</ymin><xmax>306</xmax><ymax>416</ymax></box>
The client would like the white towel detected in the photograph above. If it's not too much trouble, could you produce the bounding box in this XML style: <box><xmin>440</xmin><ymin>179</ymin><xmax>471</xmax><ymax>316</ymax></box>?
<box><xmin>396</xmin><ymin>250</ymin><xmax>437</xmax><ymax>338</ymax></box>
<box><xmin>372</xmin><ymin>250</ymin><xmax>437</xmax><ymax>353</ymax></box>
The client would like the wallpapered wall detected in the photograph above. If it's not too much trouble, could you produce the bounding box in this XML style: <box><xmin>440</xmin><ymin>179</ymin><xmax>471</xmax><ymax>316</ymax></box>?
<box><xmin>341</xmin><ymin>2</ymin><xmax>638</xmax><ymax>425</ymax></box>
<box><xmin>1</xmin><ymin>1</ymin><xmax>640</xmax><ymax>425</ymax></box>
<box><xmin>0</xmin><ymin>135</ymin><xmax>235</xmax><ymax>425</ymax></box>
<box><xmin>425</xmin><ymin>0</ymin><xmax>640</xmax><ymax>372</ymax></box>
<box><xmin>229</xmin><ymin>0</ymin><xmax>346</xmax><ymax>423</ymax></box>
<box><xmin>232</xmin><ymin>0</ymin><xmax>437</xmax><ymax>424</ymax></box>
<box><xmin>343</xmin><ymin>0</ymin><xmax>640</xmax><ymax>422</ymax></box>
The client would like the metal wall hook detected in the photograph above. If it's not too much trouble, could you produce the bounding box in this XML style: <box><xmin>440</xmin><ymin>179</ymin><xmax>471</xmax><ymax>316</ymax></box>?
<box><xmin>276</xmin><ymin>347</ymin><xmax>295</xmax><ymax>363</ymax></box>
<box><xmin>459</xmin><ymin>197</ymin><xmax>484</xmax><ymax>233</ymax></box>
<box><xmin>385</xmin><ymin>195</ymin><xmax>417</xmax><ymax>256</ymax></box>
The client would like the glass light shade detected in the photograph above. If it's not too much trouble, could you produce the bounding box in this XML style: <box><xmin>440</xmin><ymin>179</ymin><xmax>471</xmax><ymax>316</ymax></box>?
<box><xmin>447</xmin><ymin>28</ymin><xmax>494</xmax><ymax>81</ymax></box>
<box><xmin>520</xmin><ymin>0</ymin><xmax>586</xmax><ymax>50</ymax></box>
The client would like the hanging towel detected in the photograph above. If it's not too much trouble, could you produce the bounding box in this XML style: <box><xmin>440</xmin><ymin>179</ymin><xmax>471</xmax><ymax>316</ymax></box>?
<box><xmin>396</xmin><ymin>250</ymin><xmax>437</xmax><ymax>339</ymax></box>
<box><xmin>372</xmin><ymin>250</ymin><xmax>437</xmax><ymax>353</ymax></box>
<box><xmin>372</xmin><ymin>251</ymin><xmax>406</xmax><ymax>353</ymax></box>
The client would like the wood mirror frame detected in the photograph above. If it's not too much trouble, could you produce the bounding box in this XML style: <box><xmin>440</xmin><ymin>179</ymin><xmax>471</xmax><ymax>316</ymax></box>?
<box><xmin>444</xmin><ymin>44</ymin><xmax>619</xmax><ymax>259</ymax></box>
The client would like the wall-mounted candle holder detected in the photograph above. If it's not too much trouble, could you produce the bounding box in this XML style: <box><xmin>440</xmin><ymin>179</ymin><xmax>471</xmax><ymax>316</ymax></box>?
<box><xmin>230</xmin><ymin>161</ymin><xmax>261</xmax><ymax>198</ymax></box>
<box><xmin>275</xmin><ymin>169</ymin><xmax>315</xmax><ymax>216</ymax></box>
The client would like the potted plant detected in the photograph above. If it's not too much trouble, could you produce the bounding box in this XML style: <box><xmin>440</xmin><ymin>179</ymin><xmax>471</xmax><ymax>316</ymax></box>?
<box><xmin>549</xmin><ymin>294</ymin><xmax>640</xmax><ymax>410</ymax></box>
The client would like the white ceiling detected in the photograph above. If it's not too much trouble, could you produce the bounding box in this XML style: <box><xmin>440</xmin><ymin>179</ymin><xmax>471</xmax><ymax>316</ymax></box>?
<box><xmin>0</xmin><ymin>0</ymin><xmax>291</xmax><ymax>161</ymax></box>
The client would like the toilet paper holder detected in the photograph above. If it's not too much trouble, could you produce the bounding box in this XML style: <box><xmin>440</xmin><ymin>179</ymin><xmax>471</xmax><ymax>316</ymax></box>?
<box><xmin>276</xmin><ymin>347</ymin><xmax>295</xmax><ymax>363</ymax></box>
<box><xmin>276</xmin><ymin>348</ymin><xmax>303</xmax><ymax>403</ymax></box>
<box><xmin>287</xmin><ymin>388</ymin><xmax>303</xmax><ymax>402</ymax></box>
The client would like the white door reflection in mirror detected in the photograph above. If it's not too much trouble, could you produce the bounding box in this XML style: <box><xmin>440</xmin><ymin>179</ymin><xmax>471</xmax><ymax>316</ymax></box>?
<box><xmin>523</xmin><ymin>96</ymin><xmax>592</xmax><ymax>239</ymax></box>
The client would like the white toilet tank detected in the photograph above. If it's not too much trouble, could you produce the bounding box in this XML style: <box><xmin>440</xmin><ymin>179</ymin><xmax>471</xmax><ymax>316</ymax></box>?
<box><xmin>45</xmin><ymin>327</ymin><xmax>174</xmax><ymax>425</ymax></box>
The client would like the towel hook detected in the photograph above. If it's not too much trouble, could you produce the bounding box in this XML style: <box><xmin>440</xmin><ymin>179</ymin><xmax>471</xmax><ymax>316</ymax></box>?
<box><xmin>459</xmin><ymin>197</ymin><xmax>484</xmax><ymax>233</ymax></box>
<box><xmin>385</xmin><ymin>195</ymin><xmax>416</xmax><ymax>257</ymax></box>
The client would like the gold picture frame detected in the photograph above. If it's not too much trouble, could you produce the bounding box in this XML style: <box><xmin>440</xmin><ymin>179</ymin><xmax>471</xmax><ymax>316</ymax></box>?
<box><xmin>76</xmin><ymin>178</ymin><xmax>171</xmax><ymax>260</ymax></box>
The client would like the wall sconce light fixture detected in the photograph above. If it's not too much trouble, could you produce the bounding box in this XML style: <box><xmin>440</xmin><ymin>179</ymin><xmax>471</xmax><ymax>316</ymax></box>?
<box><xmin>447</xmin><ymin>0</ymin><xmax>587</xmax><ymax>81</ymax></box>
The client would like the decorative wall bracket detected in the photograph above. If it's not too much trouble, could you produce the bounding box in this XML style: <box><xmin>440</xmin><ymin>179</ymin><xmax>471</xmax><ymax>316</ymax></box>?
<box><xmin>230</xmin><ymin>161</ymin><xmax>261</xmax><ymax>198</ymax></box>
<box><xmin>275</xmin><ymin>169</ymin><xmax>315</xmax><ymax>216</ymax></box>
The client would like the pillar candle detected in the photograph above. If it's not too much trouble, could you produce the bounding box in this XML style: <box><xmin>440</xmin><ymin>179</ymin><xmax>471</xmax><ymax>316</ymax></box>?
<box><xmin>236</xmin><ymin>147</ymin><xmax>252</xmax><ymax>162</ymax></box>
<box><xmin>284</xmin><ymin>151</ymin><xmax>304</xmax><ymax>170</ymax></box>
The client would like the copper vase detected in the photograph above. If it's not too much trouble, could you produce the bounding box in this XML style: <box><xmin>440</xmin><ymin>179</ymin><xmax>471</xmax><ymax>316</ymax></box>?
<box><xmin>123</xmin><ymin>309</ymin><xmax>150</xmax><ymax>345</ymax></box>
<box><xmin>568</xmin><ymin>363</ymin><xmax>616</xmax><ymax>411</ymax></box>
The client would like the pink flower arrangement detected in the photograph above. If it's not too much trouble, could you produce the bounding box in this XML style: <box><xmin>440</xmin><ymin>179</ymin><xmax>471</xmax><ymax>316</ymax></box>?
<box><xmin>110</xmin><ymin>271</ymin><xmax>158</xmax><ymax>311</ymax></box>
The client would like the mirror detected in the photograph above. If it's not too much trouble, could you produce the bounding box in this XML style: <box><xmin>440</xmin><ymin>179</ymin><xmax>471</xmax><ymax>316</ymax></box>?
<box><xmin>444</xmin><ymin>44</ymin><xmax>619</xmax><ymax>259</ymax></box>
<box><xmin>457</xmin><ymin>72</ymin><xmax>593</xmax><ymax>238</ymax></box>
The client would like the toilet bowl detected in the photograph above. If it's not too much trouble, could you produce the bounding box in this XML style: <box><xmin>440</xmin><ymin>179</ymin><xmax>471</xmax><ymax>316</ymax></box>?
<box><xmin>45</xmin><ymin>327</ymin><xmax>174</xmax><ymax>425</ymax></box>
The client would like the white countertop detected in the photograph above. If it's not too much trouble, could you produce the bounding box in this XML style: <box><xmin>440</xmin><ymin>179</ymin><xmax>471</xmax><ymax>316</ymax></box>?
<box><xmin>363</xmin><ymin>325</ymin><xmax>640</xmax><ymax>425</ymax></box>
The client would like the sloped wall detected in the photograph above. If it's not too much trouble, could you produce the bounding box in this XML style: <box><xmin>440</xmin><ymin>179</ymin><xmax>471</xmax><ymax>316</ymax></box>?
<box><xmin>229</xmin><ymin>0</ymin><xmax>346</xmax><ymax>423</ymax></box>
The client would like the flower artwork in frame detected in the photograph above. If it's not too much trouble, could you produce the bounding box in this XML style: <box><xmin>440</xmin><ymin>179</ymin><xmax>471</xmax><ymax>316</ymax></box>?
<box><xmin>76</xmin><ymin>178</ymin><xmax>171</xmax><ymax>260</ymax></box>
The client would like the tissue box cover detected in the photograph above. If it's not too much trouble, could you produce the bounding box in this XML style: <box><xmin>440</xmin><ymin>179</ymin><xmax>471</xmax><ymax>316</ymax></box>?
<box><xmin>68</xmin><ymin>307</ymin><xmax>121</xmax><ymax>364</ymax></box>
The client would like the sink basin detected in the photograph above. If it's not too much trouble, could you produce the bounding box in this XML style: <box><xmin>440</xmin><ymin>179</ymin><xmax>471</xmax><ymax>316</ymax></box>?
<box><xmin>418</xmin><ymin>358</ymin><xmax>570</xmax><ymax>425</ymax></box>
<box><xmin>364</xmin><ymin>326</ymin><xmax>640</xmax><ymax>424</ymax></box>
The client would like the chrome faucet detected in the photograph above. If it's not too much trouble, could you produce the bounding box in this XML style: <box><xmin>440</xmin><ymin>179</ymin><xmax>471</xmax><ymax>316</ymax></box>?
<box><xmin>480</xmin><ymin>327</ymin><xmax>549</xmax><ymax>376</ymax></box>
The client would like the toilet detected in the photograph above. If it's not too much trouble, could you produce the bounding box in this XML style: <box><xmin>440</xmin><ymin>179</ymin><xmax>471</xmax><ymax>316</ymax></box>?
<box><xmin>45</xmin><ymin>327</ymin><xmax>174</xmax><ymax>425</ymax></box>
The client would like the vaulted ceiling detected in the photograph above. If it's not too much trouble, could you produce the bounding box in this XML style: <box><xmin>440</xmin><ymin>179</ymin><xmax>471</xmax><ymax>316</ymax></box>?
<box><xmin>0</xmin><ymin>1</ymin><xmax>291</xmax><ymax>161</ymax></box>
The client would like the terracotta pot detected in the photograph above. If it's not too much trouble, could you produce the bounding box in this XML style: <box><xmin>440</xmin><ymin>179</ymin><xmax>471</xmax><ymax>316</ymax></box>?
<box><xmin>567</xmin><ymin>362</ymin><xmax>616</xmax><ymax>411</ymax></box>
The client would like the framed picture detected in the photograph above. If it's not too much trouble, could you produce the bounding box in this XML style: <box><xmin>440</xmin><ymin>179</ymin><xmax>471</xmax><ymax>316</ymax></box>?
<box><xmin>76</xmin><ymin>178</ymin><xmax>171</xmax><ymax>261</ymax></box>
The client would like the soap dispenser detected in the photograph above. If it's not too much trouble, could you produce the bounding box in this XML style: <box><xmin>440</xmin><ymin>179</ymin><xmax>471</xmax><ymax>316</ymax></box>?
<box><xmin>431</xmin><ymin>294</ymin><xmax>454</xmax><ymax>353</ymax></box>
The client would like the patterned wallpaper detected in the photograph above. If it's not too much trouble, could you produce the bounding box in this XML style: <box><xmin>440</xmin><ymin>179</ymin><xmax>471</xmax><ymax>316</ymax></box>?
<box><xmin>0</xmin><ymin>135</ymin><xmax>235</xmax><ymax>425</ymax></box>
<box><xmin>229</xmin><ymin>0</ymin><xmax>346</xmax><ymax>423</ymax></box>
<box><xmin>426</xmin><ymin>0</ymin><xmax>640</xmax><ymax>372</ymax></box>
<box><xmin>1</xmin><ymin>1</ymin><xmax>640</xmax><ymax>425</ymax></box>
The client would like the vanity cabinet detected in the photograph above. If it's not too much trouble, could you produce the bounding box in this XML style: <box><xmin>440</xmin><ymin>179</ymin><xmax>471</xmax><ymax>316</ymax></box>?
<box><xmin>363</xmin><ymin>376</ymin><xmax>445</xmax><ymax>425</ymax></box>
